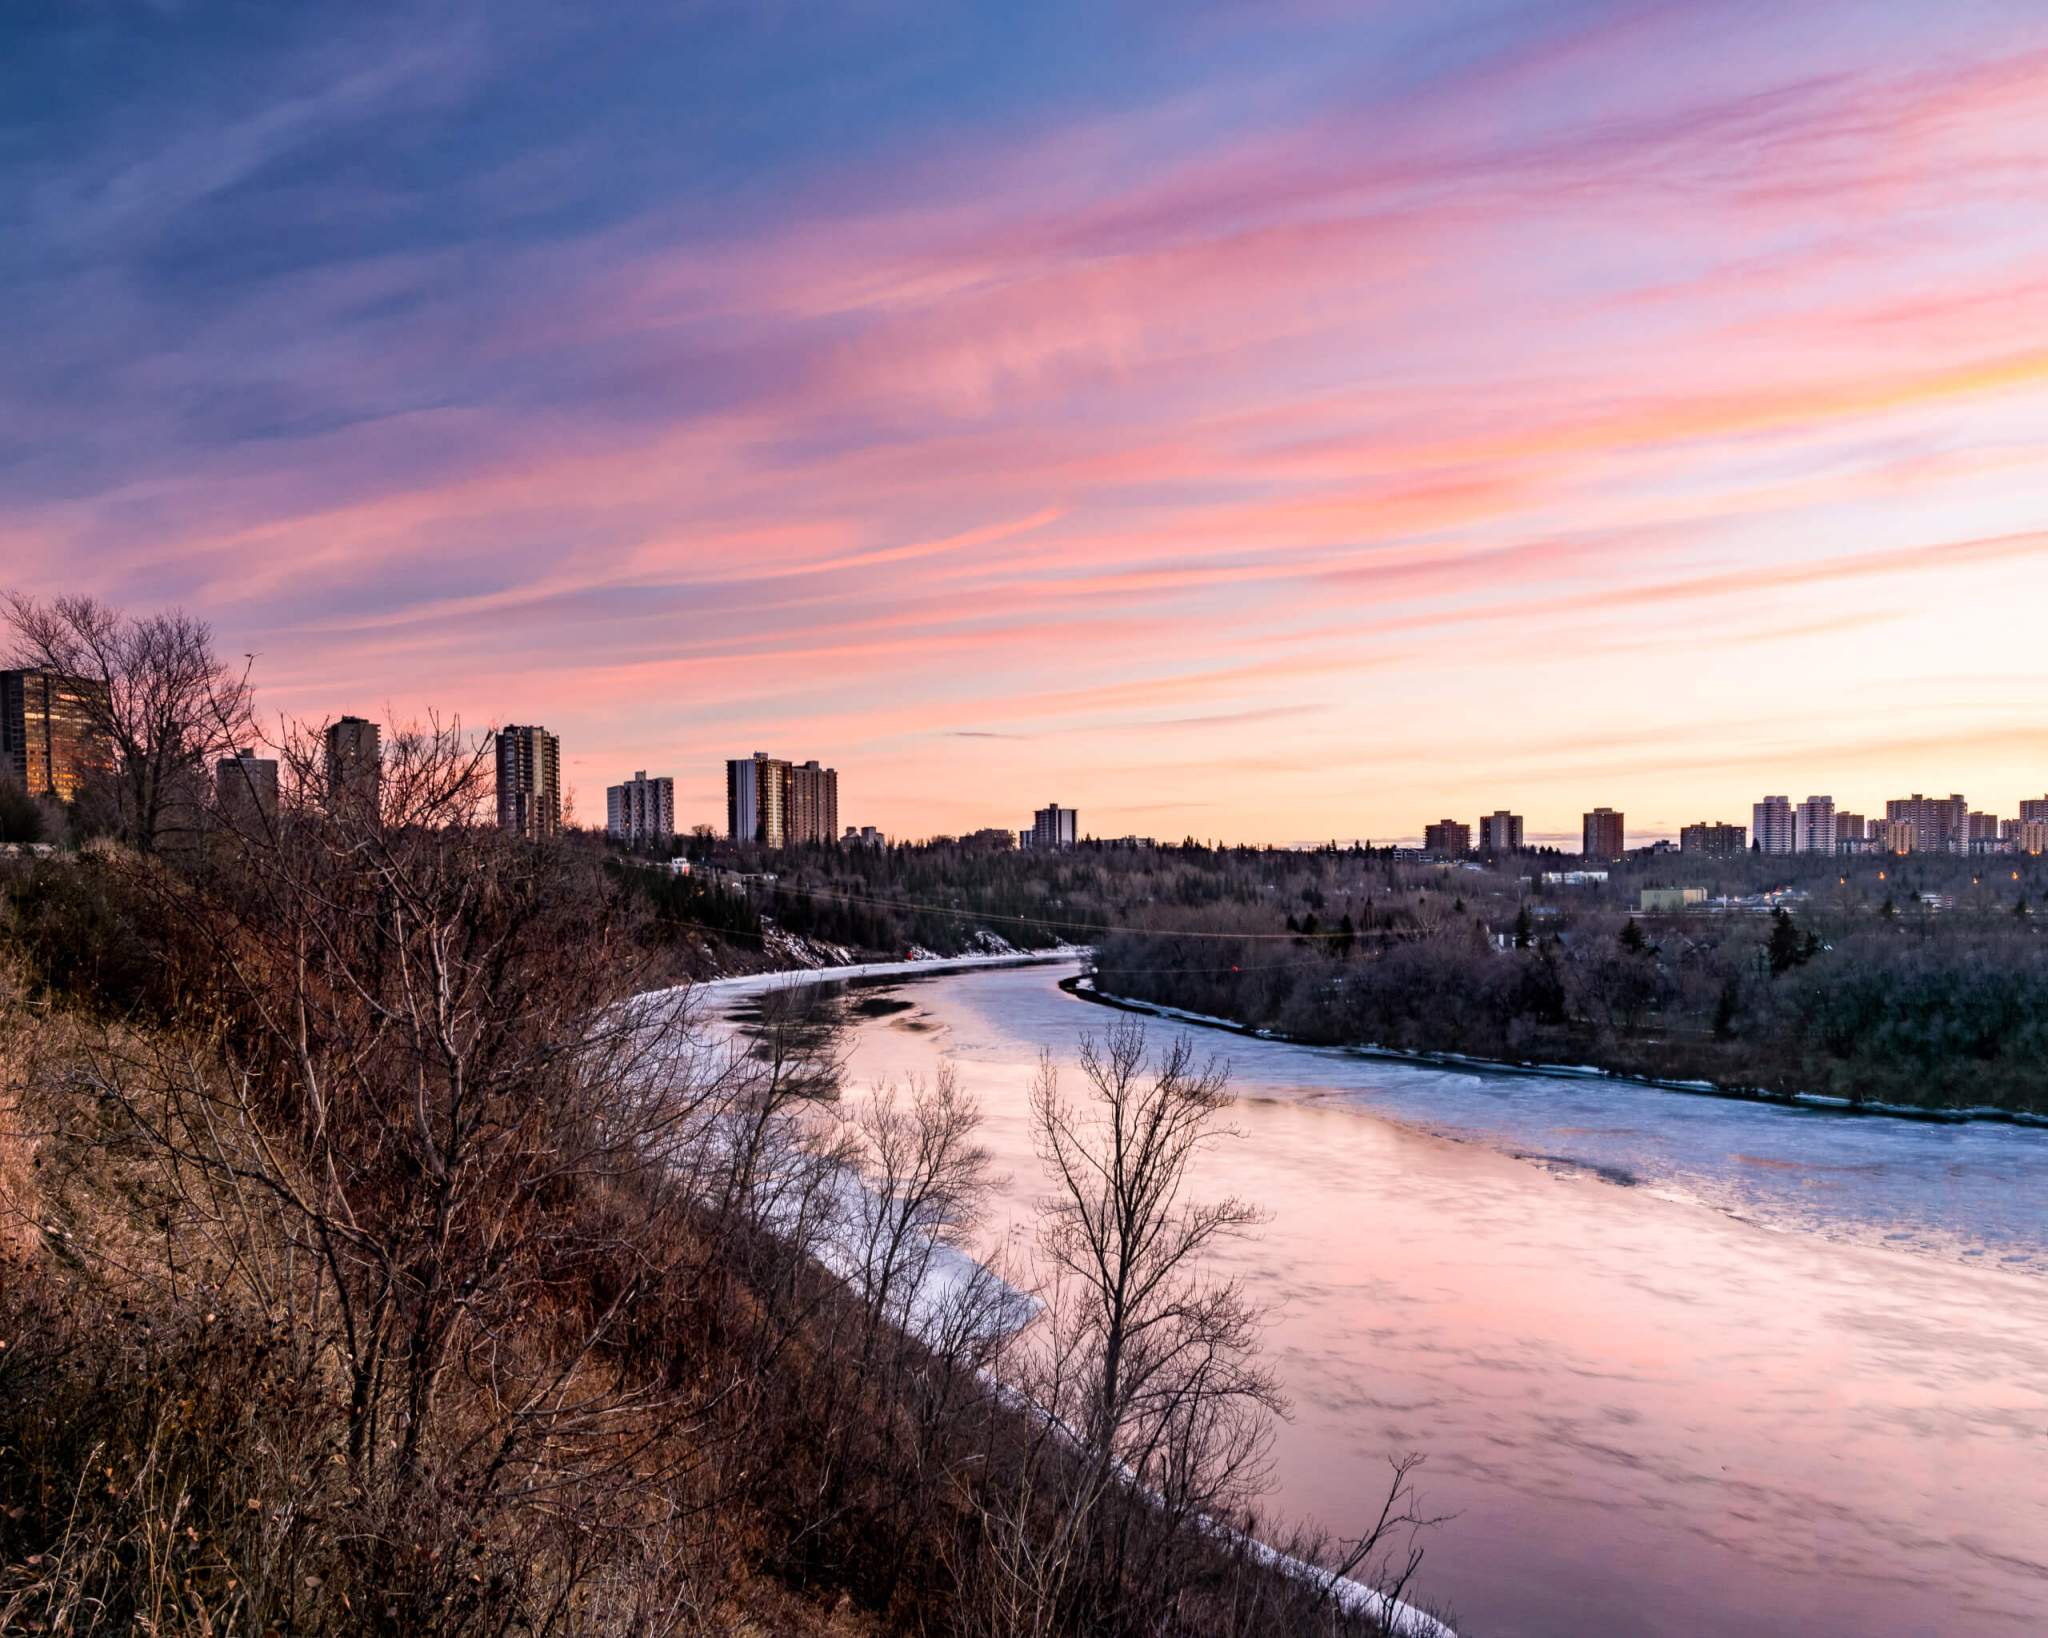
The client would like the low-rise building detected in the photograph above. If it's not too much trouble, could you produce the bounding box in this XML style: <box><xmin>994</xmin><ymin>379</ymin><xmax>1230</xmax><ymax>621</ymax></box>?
<box><xmin>1638</xmin><ymin>887</ymin><xmax>1707</xmax><ymax>912</ymax></box>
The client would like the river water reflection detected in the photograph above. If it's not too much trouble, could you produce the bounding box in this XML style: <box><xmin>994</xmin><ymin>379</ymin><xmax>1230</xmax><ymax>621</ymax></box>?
<box><xmin>712</xmin><ymin>961</ymin><xmax>2048</xmax><ymax>1637</ymax></box>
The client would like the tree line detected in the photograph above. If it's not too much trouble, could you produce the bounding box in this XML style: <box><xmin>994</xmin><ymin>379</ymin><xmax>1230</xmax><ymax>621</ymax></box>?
<box><xmin>1088</xmin><ymin>890</ymin><xmax>2048</xmax><ymax>1113</ymax></box>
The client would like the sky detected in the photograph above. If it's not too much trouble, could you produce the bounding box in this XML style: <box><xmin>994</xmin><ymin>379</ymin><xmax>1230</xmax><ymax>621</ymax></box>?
<box><xmin>7</xmin><ymin>0</ymin><xmax>2048</xmax><ymax>846</ymax></box>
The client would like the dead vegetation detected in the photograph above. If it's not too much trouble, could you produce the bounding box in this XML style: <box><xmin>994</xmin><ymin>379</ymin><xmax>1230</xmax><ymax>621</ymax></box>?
<box><xmin>0</xmin><ymin>596</ymin><xmax>1445</xmax><ymax>1636</ymax></box>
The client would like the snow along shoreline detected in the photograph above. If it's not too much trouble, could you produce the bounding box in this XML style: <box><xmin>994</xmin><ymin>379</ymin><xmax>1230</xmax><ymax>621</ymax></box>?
<box><xmin>681</xmin><ymin>946</ymin><xmax>1090</xmax><ymax>1002</ymax></box>
<box><xmin>1067</xmin><ymin>976</ymin><xmax>2048</xmax><ymax>1130</ymax></box>
<box><xmin>678</xmin><ymin>951</ymin><xmax>1455</xmax><ymax>1636</ymax></box>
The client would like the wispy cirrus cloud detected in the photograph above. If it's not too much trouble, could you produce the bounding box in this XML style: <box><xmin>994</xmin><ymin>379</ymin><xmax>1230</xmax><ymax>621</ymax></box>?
<box><xmin>7</xmin><ymin>1</ymin><xmax>2048</xmax><ymax>839</ymax></box>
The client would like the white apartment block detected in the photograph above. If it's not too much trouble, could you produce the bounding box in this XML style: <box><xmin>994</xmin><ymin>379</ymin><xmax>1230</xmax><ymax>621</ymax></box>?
<box><xmin>607</xmin><ymin>770</ymin><xmax>675</xmax><ymax>845</ymax></box>
<box><xmin>1793</xmin><ymin>795</ymin><xmax>1835</xmax><ymax>854</ymax></box>
<box><xmin>1752</xmin><ymin>795</ymin><xmax>1795</xmax><ymax>856</ymax></box>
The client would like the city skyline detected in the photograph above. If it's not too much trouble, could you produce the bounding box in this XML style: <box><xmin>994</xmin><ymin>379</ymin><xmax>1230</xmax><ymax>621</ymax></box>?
<box><xmin>7</xmin><ymin>4</ymin><xmax>2048</xmax><ymax>842</ymax></box>
<box><xmin>11</xmin><ymin>662</ymin><xmax>2046</xmax><ymax>854</ymax></box>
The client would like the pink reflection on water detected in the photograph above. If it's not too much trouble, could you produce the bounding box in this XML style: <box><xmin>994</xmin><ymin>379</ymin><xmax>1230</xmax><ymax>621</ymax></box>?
<box><xmin>774</xmin><ymin>971</ymin><xmax>2048</xmax><ymax>1638</ymax></box>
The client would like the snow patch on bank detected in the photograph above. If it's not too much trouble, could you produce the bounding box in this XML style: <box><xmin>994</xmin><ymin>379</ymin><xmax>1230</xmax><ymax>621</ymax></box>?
<box><xmin>675</xmin><ymin>958</ymin><xmax>1456</xmax><ymax>1635</ymax></box>
<box><xmin>678</xmin><ymin>946</ymin><xmax>1089</xmax><ymax>1002</ymax></box>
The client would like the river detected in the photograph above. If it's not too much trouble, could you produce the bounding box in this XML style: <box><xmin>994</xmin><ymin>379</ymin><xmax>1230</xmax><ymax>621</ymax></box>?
<box><xmin>709</xmin><ymin>958</ymin><xmax>2048</xmax><ymax>1637</ymax></box>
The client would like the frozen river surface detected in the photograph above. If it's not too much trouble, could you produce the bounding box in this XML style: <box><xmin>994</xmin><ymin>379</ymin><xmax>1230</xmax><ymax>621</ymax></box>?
<box><xmin>711</xmin><ymin>960</ymin><xmax>2048</xmax><ymax>1637</ymax></box>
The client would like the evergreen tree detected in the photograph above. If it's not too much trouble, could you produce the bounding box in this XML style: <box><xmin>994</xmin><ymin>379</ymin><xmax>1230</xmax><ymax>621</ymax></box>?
<box><xmin>1767</xmin><ymin>907</ymin><xmax>1805</xmax><ymax>976</ymax></box>
<box><xmin>1712</xmin><ymin>976</ymin><xmax>1739</xmax><ymax>1040</ymax></box>
<box><xmin>0</xmin><ymin>778</ymin><xmax>44</xmax><ymax>845</ymax></box>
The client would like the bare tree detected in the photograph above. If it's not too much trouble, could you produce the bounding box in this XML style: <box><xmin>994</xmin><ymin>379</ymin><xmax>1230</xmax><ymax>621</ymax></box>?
<box><xmin>3</xmin><ymin>592</ymin><xmax>254</xmax><ymax>853</ymax></box>
<box><xmin>6</xmin><ymin>714</ymin><xmax>824</xmax><ymax>1629</ymax></box>
<box><xmin>1023</xmin><ymin>1020</ymin><xmax>1282</xmax><ymax>1625</ymax></box>
<box><xmin>844</xmin><ymin>1066</ymin><xmax>993</xmax><ymax>1374</ymax></box>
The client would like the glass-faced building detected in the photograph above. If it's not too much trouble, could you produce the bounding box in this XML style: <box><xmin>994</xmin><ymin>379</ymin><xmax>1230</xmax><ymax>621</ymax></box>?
<box><xmin>0</xmin><ymin>669</ymin><xmax>108</xmax><ymax>801</ymax></box>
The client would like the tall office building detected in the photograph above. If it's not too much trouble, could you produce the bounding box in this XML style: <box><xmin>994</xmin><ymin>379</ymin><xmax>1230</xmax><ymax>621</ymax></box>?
<box><xmin>1423</xmin><ymin>819</ymin><xmax>1471</xmax><ymax>857</ymax></box>
<box><xmin>1581</xmin><ymin>808</ymin><xmax>1625</xmax><ymax>861</ymax></box>
<box><xmin>726</xmin><ymin>752</ymin><xmax>790</xmax><ymax>846</ymax></box>
<box><xmin>1477</xmin><ymin>810</ymin><xmax>1524</xmax><ymax>853</ymax></box>
<box><xmin>1793</xmin><ymin>795</ymin><xmax>1835</xmax><ymax>854</ymax></box>
<box><xmin>323</xmin><ymin>716</ymin><xmax>381</xmax><ymax>815</ymax></box>
<box><xmin>0</xmin><ymin>669</ymin><xmax>107</xmax><ymax>801</ymax></box>
<box><xmin>215</xmin><ymin>747</ymin><xmax>279</xmax><ymax>832</ymax></box>
<box><xmin>1679</xmin><ymin>821</ymin><xmax>1746</xmax><ymax>856</ymax></box>
<box><xmin>495</xmin><ymin>725</ymin><xmax>561</xmax><ymax>840</ymax></box>
<box><xmin>787</xmin><ymin>760</ymin><xmax>839</xmax><ymax>846</ymax></box>
<box><xmin>1024</xmin><ymin>804</ymin><xmax>1078</xmax><ymax>850</ymax></box>
<box><xmin>607</xmin><ymin>770</ymin><xmax>675</xmax><ymax>845</ymax></box>
<box><xmin>1884</xmin><ymin>793</ymin><xmax>1967</xmax><ymax>856</ymax></box>
<box><xmin>1752</xmin><ymin>795</ymin><xmax>1795</xmax><ymax>856</ymax></box>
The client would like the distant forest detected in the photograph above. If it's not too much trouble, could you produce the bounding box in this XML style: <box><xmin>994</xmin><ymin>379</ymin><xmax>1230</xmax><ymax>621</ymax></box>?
<box><xmin>616</xmin><ymin>836</ymin><xmax>2048</xmax><ymax>1114</ymax></box>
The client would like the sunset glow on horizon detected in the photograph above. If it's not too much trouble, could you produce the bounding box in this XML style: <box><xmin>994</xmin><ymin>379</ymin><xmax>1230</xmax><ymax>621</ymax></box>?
<box><xmin>10</xmin><ymin>1</ymin><xmax>2048</xmax><ymax>843</ymax></box>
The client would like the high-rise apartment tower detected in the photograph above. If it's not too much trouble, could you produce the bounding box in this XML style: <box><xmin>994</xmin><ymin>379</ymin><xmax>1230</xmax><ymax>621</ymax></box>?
<box><xmin>608</xmin><ymin>770</ymin><xmax>675</xmax><ymax>846</ymax></box>
<box><xmin>787</xmin><ymin>760</ymin><xmax>839</xmax><ymax>846</ymax></box>
<box><xmin>496</xmin><ymin>725</ymin><xmax>561</xmax><ymax>840</ymax></box>
<box><xmin>324</xmin><ymin>716</ymin><xmax>381</xmax><ymax>816</ymax></box>
<box><xmin>215</xmin><ymin>747</ymin><xmax>280</xmax><ymax>833</ymax></box>
<box><xmin>1025</xmin><ymin>804</ymin><xmax>1078</xmax><ymax>850</ymax></box>
<box><xmin>1478</xmin><ymin>811</ymin><xmax>1524</xmax><ymax>853</ymax></box>
<box><xmin>1582</xmin><ymin>808</ymin><xmax>1625</xmax><ymax>861</ymax></box>
<box><xmin>1793</xmin><ymin>795</ymin><xmax>1835</xmax><ymax>855</ymax></box>
<box><xmin>1679</xmin><ymin>821</ymin><xmax>1746</xmax><ymax>856</ymax></box>
<box><xmin>1424</xmin><ymin>819</ymin><xmax>1471</xmax><ymax>857</ymax></box>
<box><xmin>1752</xmin><ymin>795</ymin><xmax>1795</xmax><ymax>856</ymax></box>
<box><xmin>0</xmin><ymin>669</ymin><xmax>107</xmax><ymax>801</ymax></box>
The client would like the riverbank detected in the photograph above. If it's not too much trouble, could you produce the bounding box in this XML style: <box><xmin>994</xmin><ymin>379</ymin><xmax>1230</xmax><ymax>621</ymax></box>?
<box><xmin>691</xmin><ymin>946</ymin><xmax>1087</xmax><ymax>999</ymax></box>
<box><xmin>1065</xmin><ymin>974</ymin><xmax>2048</xmax><ymax>1130</ymax></box>
<box><xmin>690</xmin><ymin>958</ymin><xmax>1457</xmax><ymax>1638</ymax></box>
<box><xmin>820</xmin><ymin>960</ymin><xmax>2048</xmax><ymax>1638</ymax></box>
